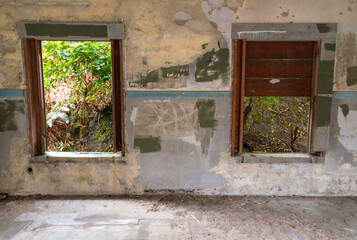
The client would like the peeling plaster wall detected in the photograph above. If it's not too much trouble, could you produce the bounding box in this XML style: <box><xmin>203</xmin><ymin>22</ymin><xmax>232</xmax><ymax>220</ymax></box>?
<box><xmin>1</xmin><ymin>0</ymin><xmax>357</xmax><ymax>196</ymax></box>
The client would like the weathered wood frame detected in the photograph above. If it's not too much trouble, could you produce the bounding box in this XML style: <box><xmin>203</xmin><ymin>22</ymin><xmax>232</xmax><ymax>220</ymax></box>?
<box><xmin>21</xmin><ymin>23</ymin><xmax>125</xmax><ymax>156</ymax></box>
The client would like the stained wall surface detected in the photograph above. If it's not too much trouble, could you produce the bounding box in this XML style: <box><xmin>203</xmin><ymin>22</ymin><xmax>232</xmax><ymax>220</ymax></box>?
<box><xmin>1</xmin><ymin>0</ymin><xmax>357</xmax><ymax>195</ymax></box>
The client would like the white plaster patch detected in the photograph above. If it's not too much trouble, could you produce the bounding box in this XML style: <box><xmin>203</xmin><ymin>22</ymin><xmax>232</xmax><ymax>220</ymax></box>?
<box><xmin>143</xmin><ymin>100</ymin><xmax>170</xmax><ymax>103</ymax></box>
<box><xmin>270</xmin><ymin>78</ymin><xmax>280</xmax><ymax>84</ymax></box>
<box><xmin>201</xmin><ymin>1</ymin><xmax>233</xmax><ymax>43</ymax></box>
<box><xmin>337</xmin><ymin>108</ymin><xmax>357</xmax><ymax>150</ymax></box>
<box><xmin>209</xmin><ymin>0</ymin><xmax>224</xmax><ymax>8</ymax></box>
<box><xmin>180</xmin><ymin>136</ymin><xmax>200</xmax><ymax>146</ymax></box>
<box><xmin>237</xmin><ymin>31</ymin><xmax>287</xmax><ymax>39</ymax></box>
<box><xmin>173</xmin><ymin>11</ymin><xmax>192</xmax><ymax>21</ymax></box>
<box><xmin>273</xmin><ymin>165</ymin><xmax>289</xmax><ymax>171</ymax></box>
<box><xmin>340</xmin><ymin>163</ymin><xmax>353</xmax><ymax>171</ymax></box>
<box><xmin>130</xmin><ymin>107</ymin><xmax>138</xmax><ymax>124</ymax></box>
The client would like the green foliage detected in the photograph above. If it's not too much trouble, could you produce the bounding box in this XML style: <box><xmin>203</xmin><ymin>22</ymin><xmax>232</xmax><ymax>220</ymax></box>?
<box><xmin>42</xmin><ymin>41</ymin><xmax>113</xmax><ymax>152</ymax></box>
<box><xmin>244</xmin><ymin>97</ymin><xmax>310</xmax><ymax>153</ymax></box>
<box><xmin>42</xmin><ymin>41</ymin><xmax>112</xmax><ymax>106</ymax></box>
<box><xmin>94</xmin><ymin>116</ymin><xmax>113</xmax><ymax>143</ymax></box>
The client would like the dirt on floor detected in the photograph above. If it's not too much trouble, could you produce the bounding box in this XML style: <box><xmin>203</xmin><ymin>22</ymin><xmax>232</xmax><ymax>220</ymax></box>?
<box><xmin>1</xmin><ymin>195</ymin><xmax>357</xmax><ymax>240</ymax></box>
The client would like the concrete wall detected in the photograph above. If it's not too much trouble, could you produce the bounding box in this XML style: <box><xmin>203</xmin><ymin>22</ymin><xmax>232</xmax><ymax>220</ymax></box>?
<box><xmin>1</xmin><ymin>0</ymin><xmax>357</xmax><ymax>196</ymax></box>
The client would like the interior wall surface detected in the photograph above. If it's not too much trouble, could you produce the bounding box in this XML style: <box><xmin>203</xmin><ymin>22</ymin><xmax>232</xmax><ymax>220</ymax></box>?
<box><xmin>1</xmin><ymin>0</ymin><xmax>357</xmax><ymax>195</ymax></box>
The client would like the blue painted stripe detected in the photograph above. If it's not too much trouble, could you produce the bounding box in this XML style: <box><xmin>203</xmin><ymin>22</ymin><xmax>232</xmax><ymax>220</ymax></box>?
<box><xmin>333</xmin><ymin>92</ymin><xmax>357</xmax><ymax>99</ymax></box>
<box><xmin>0</xmin><ymin>90</ymin><xmax>24</xmax><ymax>98</ymax></box>
<box><xmin>126</xmin><ymin>91</ymin><xmax>231</xmax><ymax>99</ymax></box>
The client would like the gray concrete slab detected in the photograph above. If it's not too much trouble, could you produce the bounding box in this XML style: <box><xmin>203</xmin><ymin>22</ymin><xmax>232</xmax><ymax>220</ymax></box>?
<box><xmin>1</xmin><ymin>196</ymin><xmax>357</xmax><ymax>239</ymax></box>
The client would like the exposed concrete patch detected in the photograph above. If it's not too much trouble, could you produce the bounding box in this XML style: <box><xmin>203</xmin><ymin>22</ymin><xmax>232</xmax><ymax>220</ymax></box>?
<box><xmin>201</xmin><ymin>1</ymin><xmax>233</xmax><ymax>42</ymax></box>
<box><xmin>129</xmin><ymin>107</ymin><xmax>138</xmax><ymax>125</ymax></box>
<box><xmin>314</xmin><ymin>126</ymin><xmax>330</xmax><ymax>151</ymax></box>
<box><xmin>0</xmin><ymin>99</ymin><xmax>24</xmax><ymax>132</ymax></box>
<box><xmin>134</xmin><ymin>102</ymin><xmax>198</xmax><ymax>139</ymax></box>
<box><xmin>326</xmin><ymin>99</ymin><xmax>356</xmax><ymax>171</ymax></box>
<box><xmin>208</xmin><ymin>0</ymin><xmax>224</xmax><ymax>8</ymax></box>
<box><xmin>210</xmin><ymin>151</ymin><xmax>357</xmax><ymax>195</ymax></box>
<box><xmin>334</xmin><ymin>31</ymin><xmax>357</xmax><ymax>91</ymax></box>
<box><xmin>173</xmin><ymin>11</ymin><xmax>192</xmax><ymax>26</ymax></box>
<box><xmin>337</xmin><ymin>107</ymin><xmax>357</xmax><ymax>151</ymax></box>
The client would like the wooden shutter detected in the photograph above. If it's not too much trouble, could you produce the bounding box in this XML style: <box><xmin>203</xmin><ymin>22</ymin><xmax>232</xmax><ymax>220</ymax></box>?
<box><xmin>24</xmin><ymin>38</ymin><xmax>46</xmax><ymax>156</ymax></box>
<box><xmin>111</xmin><ymin>39</ymin><xmax>125</xmax><ymax>155</ymax></box>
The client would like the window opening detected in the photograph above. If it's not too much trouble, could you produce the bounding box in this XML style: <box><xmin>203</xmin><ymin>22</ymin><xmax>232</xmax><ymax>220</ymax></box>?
<box><xmin>42</xmin><ymin>41</ymin><xmax>113</xmax><ymax>152</ymax></box>
<box><xmin>243</xmin><ymin>96</ymin><xmax>310</xmax><ymax>153</ymax></box>
<box><xmin>24</xmin><ymin>38</ymin><xmax>124</xmax><ymax>156</ymax></box>
<box><xmin>232</xmin><ymin>40</ymin><xmax>319</xmax><ymax>155</ymax></box>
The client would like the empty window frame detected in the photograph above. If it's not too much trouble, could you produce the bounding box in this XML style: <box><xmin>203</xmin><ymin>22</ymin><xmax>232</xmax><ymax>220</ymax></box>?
<box><xmin>231</xmin><ymin>40</ymin><xmax>320</xmax><ymax>155</ymax></box>
<box><xmin>23</xmin><ymin>38</ymin><xmax>125</xmax><ymax>156</ymax></box>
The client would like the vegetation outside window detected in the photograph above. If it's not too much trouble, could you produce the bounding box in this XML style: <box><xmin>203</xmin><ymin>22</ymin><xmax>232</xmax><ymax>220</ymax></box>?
<box><xmin>23</xmin><ymin>38</ymin><xmax>124</xmax><ymax>156</ymax></box>
<box><xmin>232</xmin><ymin>40</ymin><xmax>320</xmax><ymax>156</ymax></box>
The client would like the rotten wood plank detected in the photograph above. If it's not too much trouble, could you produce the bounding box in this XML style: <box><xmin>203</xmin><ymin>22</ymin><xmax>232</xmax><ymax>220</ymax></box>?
<box><xmin>311</xmin><ymin>41</ymin><xmax>320</xmax><ymax>153</ymax></box>
<box><xmin>245</xmin><ymin>60</ymin><xmax>313</xmax><ymax>79</ymax></box>
<box><xmin>111</xmin><ymin>39</ymin><xmax>125</xmax><ymax>155</ymax></box>
<box><xmin>246</xmin><ymin>41</ymin><xmax>314</xmax><ymax>59</ymax></box>
<box><xmin>231</xmin><ymin>40</ymin><xmax>241</xmax><ymax>156</ymax></box>
<box><xmin>245</xmin><ymin>78</ymin><xmax>311</xmax><ymax>97</ymax></box>
<box><xmin>24</xmin><ymin>38</ymin><xmax>46</xmax><ymax>156</ymax></box>
<box><xmin>238</xmin><ymin>39</ymin><xmax>246</xmax><ymax>153</ymax></box>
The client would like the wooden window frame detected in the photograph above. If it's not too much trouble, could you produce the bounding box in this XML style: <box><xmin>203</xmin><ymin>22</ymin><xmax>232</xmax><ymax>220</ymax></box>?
<box><xmin>231</xmin><ymin>40</ymin><xmax>320</xmax><ymax>156</ymax></box>
<box><xmin>23</xmin><ymin>38</ymin><xmax>125</xmax><ymax>156</ymax></box>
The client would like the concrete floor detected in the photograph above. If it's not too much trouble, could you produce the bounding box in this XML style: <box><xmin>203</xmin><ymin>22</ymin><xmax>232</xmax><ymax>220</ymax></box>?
<box><xmin>1</xmin><ymin>195</ymin><xmax>357</xmax><ymax>240</ymax></box>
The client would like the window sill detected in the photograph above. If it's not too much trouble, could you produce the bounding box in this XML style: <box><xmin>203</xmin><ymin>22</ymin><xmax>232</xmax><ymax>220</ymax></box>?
<box><xmin>237</xmin><ymin>153</ymin><xmax>324</xmax><ymax>164</ymax></box>
<box><xmin>30</xmin><ymin>152</ymin><xmax>125</xmax><ymax>164</ymax></box>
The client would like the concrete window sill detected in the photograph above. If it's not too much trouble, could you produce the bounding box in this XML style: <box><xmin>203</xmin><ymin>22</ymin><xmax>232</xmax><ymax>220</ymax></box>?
<box><xmin>30</xmin><ymin>152</ymin><xmax>125</xmax><ymax>164</ymax></box>
<box><xmin>237</xmin><ymin>153</ymin><xmax>324</xmax><ymax>164</ymax></box>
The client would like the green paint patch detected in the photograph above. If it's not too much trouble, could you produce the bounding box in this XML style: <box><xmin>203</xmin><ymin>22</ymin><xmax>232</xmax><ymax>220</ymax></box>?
<box><xmin>317</xmin><ymin>24</ymin><xmax>330</xmax><ymax>33</ymax></box>
<box><xmin>316</xmin><ymin>96</ymin><xmax>332</xmax><ymax>127</ymax></box>
<box><xmin>134</xmin><ymin>136</ymin><xmax>161</xmax><ymax>153</ymax></box>
<box><xmin>135</xmin><ymin>70</ymin><xmax>159</xmax><ymax>87</ymax></box>
<box><xmin>161</xmin><ymin>65</ymin><xmax>189</xmax><ymax>78</ymax></box>
<box><xmin>324</xmin><ymin>43</ymin><xmax>336</xmax><ymax>51</ymax></box>
<box><xmin>280</xmin><ymin>11</ymin><xmax>289</xmax><ymax>17</ymax></box>
<box><xmin>347</xmin><ymin>66</ymin><xmax>357</xmax><ymax>87</ymax></box>
<box><xmin>25</xmin><ymin>23</ymin><xmax>107</xmax><ymax>38</ymax></box>
<box><xmin>142</xmin><ymin>57</ymin><xmax>148</xmax><ymax>66</ymax></box>
<box><xmin>318</xmin><ymin>60</ymin><xmax>334</xmax><ymax>94</ymax></box>
<box><xmin>196</xmin><ymin>100</ymin><xmax>217</xmax><ymax>128</ymax></box>
<box><xmin>340</xmin><ymin>104</ymin><xmax>349</xmax><ymax>118</ymax></box>
<box><xmin>195</xmin><ymin>48</ymin><xmax>229</xmax><ymax>82</ymax></box>
<box><xmin>0</xmin><ymin>100</ymin><xmax>24</xmax><ymax>132</ymax></box>
<box><xmin>201</xmin><ymin>43</ymin><xmax>209</xmax><ymax>49</ymax></box>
